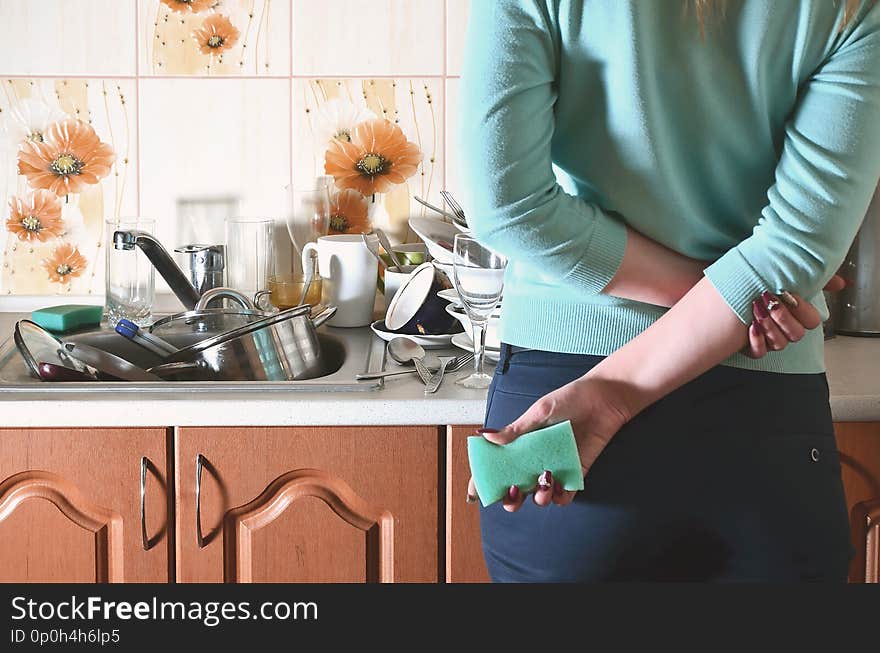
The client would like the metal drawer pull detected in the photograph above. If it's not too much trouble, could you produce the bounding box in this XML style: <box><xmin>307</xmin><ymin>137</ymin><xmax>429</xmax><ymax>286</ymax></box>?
<box><xmin>196</xmin><ymin>453</ymin><xmax>206</xmax><ymax>548</ymax></box>
<box><xmin>140</xmin><ymin>456</ymin><xmax>149</xmax><ymax>551</ymax></box>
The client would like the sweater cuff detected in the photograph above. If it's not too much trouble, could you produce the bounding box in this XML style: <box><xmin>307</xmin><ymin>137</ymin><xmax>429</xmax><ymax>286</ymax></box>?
<box><xmin>704</xmin><ymin>247</ymin><xmax>767</xmax><ymax>324</ymax></box>
<box><xmin>564</xmin><ymin>212</ymin><xmax>628</xmax><ymax>294</ymax></box>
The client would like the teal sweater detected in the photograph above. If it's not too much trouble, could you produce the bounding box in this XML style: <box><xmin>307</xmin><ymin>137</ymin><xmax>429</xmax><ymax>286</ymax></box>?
<box><xmin>459</xmin><ymin>0</ymin><xmax>880</xmax><ymax>373</ymax></box>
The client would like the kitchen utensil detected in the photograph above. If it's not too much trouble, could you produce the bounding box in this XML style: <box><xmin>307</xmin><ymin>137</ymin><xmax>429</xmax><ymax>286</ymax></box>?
<box><xmin>301</xmin><ymin>234</ymin><xmax>379</xmax><ymax>327</ymax></box>
<box><xmin>112</xmin><ymin>226</ymin><xmax>201</xmax><ymax>310</ymax></box>
<box><xmin>36</xmin><ymin>362</ymin><xmax>97</xmax><ymax>382</ymax></box>
<box><xmin>225</xmin><ymin>216</ymin><xmax>275</xmax><ymax>301</ymax></box>
<box><xmin>106</xmin><ymin>217</ymin><xmax>157</xmax><ymax>325</ymax></box>
<box><xmin>445</xmin><ymin>302</ymin><xmax>502</xmax><ymax>349</ymax></box>
<box><xmin>382</xmin><ymin>265</ymin><xmax>417</xmax><ymax>310</ymax></box>
<box><xmin>385</xmin><ymin>262</ymin><xmax>459</xmax><ymax>336</ymax></box>
<box><xmin>285</xmin><ymin>182</ymin><xmax>331</xmax><ymax>271</ymax></box>
<box><xmin>174</xmin><ymin>244</ymin><xmax>225</xmax><ymax>298</ymax></box>
<box><xmin>150</xmin><ymin>304</ymin><xmax>338</xmax><ymax>382</ymax></box>
<box><xmin>424</xmin><ymin>356</ymin><xmax>453</xmax><ymax>394</ymax></box>
<box><xmin>408</xmin><ymin>217</ymin><xmax>458</xmax><ymax>264</ymax></box>
<box><xmin>452</xmin><ymin>233</ymin><xmax>507</xmax><ymax>388</ymax></box>
<box><xmin>355</xmin><ymin>351</ymin><xmax>473</xmax><ymax>380</ymax></box>
<box><xmin>439</xmin><ymin>190</ymin><xmax>470</xmax><ymax>230</ymax></box>
<box><xmin>299</xmin><ymin>251</ymin><xmax>316</xmax><ymax>307</ymax></box>
<box><xmin>375</xmin><ymin>228</ymin><xmax>404</xmax><ymax>272</ymax></box>
<box><xmin>62</xmin><ymin>341</ymin><xmax>163</xmax><ymax>382</ymax></box>
<box><xmin>386</xmin><ymin>336</ymin><xmax>433</xmax><ymax>384</ymax></box>
<box><xmin>834</xmin><ymin>183</ymin><xmax>880</xmax><ymax>336</ymax></box>
<box><xmin>414</xmin><ymin>195</ymin><xmax>458</xmax><ymax>222</ymax></box>
<box><xmin>115</xmin><ymin>319</ymin><xmax>178</xmax><ymax>357</ymax></box>
<box><xmin>362</xmin><ymin>233</ymin><xmax>387</xmax><ymax>271</ymax></box>
<box><xmin>369</xmin><ymin>319</ymin><xmax>458</xmax><ymax>349</ymax></box>
<box><xmin>13</xmin><ymin>320</ymin><xmax>90</xmax><ymax>379</ymax></box>
<box><xmin>450</xmin><ymin>332</ymin><xmax>502</xmax><ymax>363</ymax></box>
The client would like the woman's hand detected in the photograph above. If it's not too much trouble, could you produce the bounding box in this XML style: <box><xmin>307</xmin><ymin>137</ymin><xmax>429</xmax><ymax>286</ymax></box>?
<box><xmin>467</xmin><ymin>374</ymin><xmax>633</xmax><ymax>513</ymax></box>
<box><xmin>744</xmin><ymin>275</ymin><xmax>845</xmax><ymax>358</ymax></box>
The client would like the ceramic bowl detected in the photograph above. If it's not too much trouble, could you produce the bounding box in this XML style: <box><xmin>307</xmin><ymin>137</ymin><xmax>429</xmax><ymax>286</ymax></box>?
<box><xmin>409</xmin><ymin>217</ymin><xmax>458</xmax><ymax>264</ymax></box>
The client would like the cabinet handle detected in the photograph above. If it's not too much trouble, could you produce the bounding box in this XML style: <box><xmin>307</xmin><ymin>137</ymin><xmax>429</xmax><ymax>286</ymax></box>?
<box><xmin>140</xmin><ymin>456</ymin><xmax>149</xmax><ymax>551</ymax></box>
<box><xmin>196</xmin><ymin>453</ymin><xmax>206</xmax><ymax>548</ymax></box>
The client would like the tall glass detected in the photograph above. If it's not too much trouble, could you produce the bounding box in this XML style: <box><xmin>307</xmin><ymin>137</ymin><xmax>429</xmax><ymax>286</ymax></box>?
<box><xmin>285</xmin><ymin>182</ymin><xmax>331</xmax><ymax>273</ymax></box>
<box><xmin>105</xmin><ymin>217</ymin><xmax>156</xmax><ymax>326</ymax></box>
<box><xmin>225</xmin><ymin>216</ymin><xmax>275</xmax><ymax>300</ymax></box>
<box><xmin>452</xmin><ymin>234</ymin><xmax>507</xmax><ymax>389</ymax></box>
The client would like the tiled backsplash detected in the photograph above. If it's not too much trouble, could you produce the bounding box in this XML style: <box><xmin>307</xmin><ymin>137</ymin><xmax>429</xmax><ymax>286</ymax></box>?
<box><xmin>0</xmin><ymin>0</ymin><xmax>469</xmax><ymax>302</ymax></box>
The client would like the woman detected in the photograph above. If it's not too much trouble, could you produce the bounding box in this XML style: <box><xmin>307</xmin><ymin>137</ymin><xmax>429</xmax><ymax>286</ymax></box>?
<box><xmin>459</xmin><ymin>0</ymin><xmax>880</xmax><ymax>581</ymax></box>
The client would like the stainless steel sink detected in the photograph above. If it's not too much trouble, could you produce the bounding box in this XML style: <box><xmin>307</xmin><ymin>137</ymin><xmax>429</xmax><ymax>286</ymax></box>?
<box><xmin>0</xmin><ymin>317</ymin><xmax>385</xmax><ymax>393</ymax></box>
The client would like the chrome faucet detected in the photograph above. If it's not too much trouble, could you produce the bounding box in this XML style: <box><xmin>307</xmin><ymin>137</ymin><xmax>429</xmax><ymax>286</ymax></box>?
<box><xmin>113</xmin><ymin>230</ymin><xmax>201</xmax><ymax>310</ymax></box>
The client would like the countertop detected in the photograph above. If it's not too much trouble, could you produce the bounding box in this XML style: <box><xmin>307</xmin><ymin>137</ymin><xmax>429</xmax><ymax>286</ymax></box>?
<box><xmin>0</xmin><ymin>311</ymin><xmax>878</xmax><ymax>427</ymax></box>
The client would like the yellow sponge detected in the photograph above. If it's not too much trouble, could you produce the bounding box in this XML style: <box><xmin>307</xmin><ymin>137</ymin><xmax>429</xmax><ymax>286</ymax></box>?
<box><xmin>467</xmin><ymin>420</ymin><xmax>584</xmax><ymax>507</ymax></box>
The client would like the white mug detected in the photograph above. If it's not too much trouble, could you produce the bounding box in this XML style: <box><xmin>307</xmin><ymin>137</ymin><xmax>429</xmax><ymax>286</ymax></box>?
<box><xmin>383</xmin><ymin>264</ymin><xmax>418</xmax><ymax>311</ymax></box>
<box><xmin>302</xmin><ymin>234</ymin><xmax>378</xmax><ymax>327</ymax></box>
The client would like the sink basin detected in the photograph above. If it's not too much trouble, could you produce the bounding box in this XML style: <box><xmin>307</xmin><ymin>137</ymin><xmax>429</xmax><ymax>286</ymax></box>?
<box><xmin>0</xmin><ymin>317</ymin><xmax>385</xmax><ymax>393</ymax></box>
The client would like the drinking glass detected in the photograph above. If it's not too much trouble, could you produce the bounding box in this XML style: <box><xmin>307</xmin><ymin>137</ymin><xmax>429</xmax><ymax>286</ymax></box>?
<box><xmin>452</xmin><ymin>234</ymin><xmax>507</xmax><ymax>389</ymax></box>
<box><xmin>105</xmin><ymin>217</ymin><xmax>156</xmax><ymax>326</ymax></box>
<box><xmin>285</xmin><ymin>182</ymin><xmax>331</xmax><ymax>273</ymax></box>
<box><xmin>225</xmin><ymin>216</ymin><xmax>275</xmax><ymax>300</ymax></box>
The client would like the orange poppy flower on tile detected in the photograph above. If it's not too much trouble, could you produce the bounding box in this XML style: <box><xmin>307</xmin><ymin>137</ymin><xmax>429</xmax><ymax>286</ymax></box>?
<box><xmin>42</xmin><ymin>242</ymin><xmax>88</xmax><ymax>284</ymax></box>
<box><xmin>160</xmin><ymin>0</ymin><xmax>216</xmax><ymax>13</ymax></box>
<box><xmin>5</xmin><ymin>190</ymin><xmax>64</xmax><ymax>243</ymax></box>
<box><xmin>324</xmin><ymin>119</ymin><xmax>422</xmax><ymax>196</ymax></box>
<box><xmin>193</xmin><ymin>14</ymin><xmax>241</xmax><ymax>55</ymax></box>
<box><xmin>328</xmin><ymin>189</ymin><xmax>371</xmax><ymax>234</ymax></box>
<box><xmin>17</xmin><ymin>118</ymin><xmax>115</xmax><ymax>196</ymax></box>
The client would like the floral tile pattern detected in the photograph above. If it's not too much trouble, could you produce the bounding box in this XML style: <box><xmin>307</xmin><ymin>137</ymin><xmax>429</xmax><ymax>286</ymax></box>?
<box><xmin>292</xmin><ymin>78</ymin><xmax>444</xmax><ymax>243</ymax></box>
<box><xmin>139</xmin><ymin>0</ymin><xmax>290</xmax><ymax>75</ymax></box>
<box><xmin>0</xmin><ymin>79</ymin><xmax>137</xmax><ymax>296</ymax></box>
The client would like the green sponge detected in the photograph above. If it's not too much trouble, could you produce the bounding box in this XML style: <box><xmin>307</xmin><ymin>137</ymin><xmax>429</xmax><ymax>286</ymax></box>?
<box><xmin>467</xmin><ymin>420</ymin><xmax>584</xmax><ymax>507</ymax></box>
<box><xmin>30</xmin><ymin>304</ymin><xmax>103</xmax><ymax>333</ymax></box>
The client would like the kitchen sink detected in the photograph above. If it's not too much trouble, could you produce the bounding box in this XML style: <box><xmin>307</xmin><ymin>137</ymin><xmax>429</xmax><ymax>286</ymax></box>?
<box><xmin>0</xmin><ymin>317</ymin><xmax>385</xmax><ymax>393</ymax></box>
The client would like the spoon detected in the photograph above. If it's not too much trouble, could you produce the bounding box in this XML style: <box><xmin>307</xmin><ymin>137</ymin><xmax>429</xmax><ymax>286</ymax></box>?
<box><xmin>299</xmin><ymin>250</ymin><xmax>316</xmax><ymax>306</ymax></box>
<box><xmin>386</xmin><ymin>337</ymin><xmax>435</xmax><ymax>384</ymax></box>
<box><xmin>362</xmin><ymin>233</ymin><xmax>387</xmax><ymax>270</ymax></box>
<box><xmin>375</xmin><ymin>228</ymin><xmax>404</xmax><ymax>272</ymax></box>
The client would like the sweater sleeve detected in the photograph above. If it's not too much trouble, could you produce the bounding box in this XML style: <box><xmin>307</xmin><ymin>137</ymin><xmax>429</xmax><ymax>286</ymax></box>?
<box><xmin>458</xmin><ymin>0</ymin><xmax>628</xmax><ymax>295</ymax></box>
<box><xmin>704</xmin><ymin>6</ymin><xmax>880</xmax><ymax>323</ymax></box>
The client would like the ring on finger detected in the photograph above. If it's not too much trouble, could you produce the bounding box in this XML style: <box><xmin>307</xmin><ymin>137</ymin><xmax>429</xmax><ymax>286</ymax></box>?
<box><xmin>766</xmin><ymin>298</ymin><xmax>781</xmax><ymax>311</ymax></box>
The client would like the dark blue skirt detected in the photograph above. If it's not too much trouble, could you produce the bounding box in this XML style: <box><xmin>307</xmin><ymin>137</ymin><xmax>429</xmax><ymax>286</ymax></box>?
<box><xmin>479</xmin><ymin>344</ymin><xmax>853</xmax><ymax>582</ymax></box>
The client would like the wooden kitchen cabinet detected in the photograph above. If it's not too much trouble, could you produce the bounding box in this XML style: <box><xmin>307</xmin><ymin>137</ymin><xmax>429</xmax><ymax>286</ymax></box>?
<box><xmin>175</xmin><ymin>426</ymin><xmax>440</xmax><ymax>582</ymax></box>
<box><xmin>446</xmin><ymin>425</ymin><xmax>490</xmax><ymax>583</ymax></box>
<box><xmin>0</xmin><ymin>428</ymin><xmax>171</xmax><ymax>583</ymax></box>
<box><xmin>834</xmin><ymin>422</ymin><xmax>880</xmax><ymax>583</ymax></box>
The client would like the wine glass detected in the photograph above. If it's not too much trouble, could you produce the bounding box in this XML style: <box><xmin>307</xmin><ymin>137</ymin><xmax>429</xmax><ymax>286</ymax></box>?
<box><xmin>285</xmin><ymin>181</ymin><xmax>331</xmax><ymax>272</ymax></box>
<box><xmin>452</xmin><ymin>234</ymin><xmax>507</xmax><ymax>389</ymax></box>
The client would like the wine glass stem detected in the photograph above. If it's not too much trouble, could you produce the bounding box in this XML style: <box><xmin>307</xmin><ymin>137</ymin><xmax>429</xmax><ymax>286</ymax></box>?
<box><xmin>471</xmin><ymin>321</ymin><xmax>486</xmax><ymax>377</ymax></box>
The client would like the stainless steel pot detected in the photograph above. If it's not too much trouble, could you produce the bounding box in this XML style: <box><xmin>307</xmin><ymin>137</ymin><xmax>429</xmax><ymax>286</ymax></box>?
<box><xmin>149</xmin><ymin>304</ymin><xmax>337</xmax><ymax>381</ymax></box>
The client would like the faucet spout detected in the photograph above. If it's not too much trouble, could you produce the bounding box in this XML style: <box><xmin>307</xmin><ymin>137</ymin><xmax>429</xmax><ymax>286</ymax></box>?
<box><xmin>112</xmin><ymin>229</ymin><xmax>201</xmax><ymax>310</ymax></box>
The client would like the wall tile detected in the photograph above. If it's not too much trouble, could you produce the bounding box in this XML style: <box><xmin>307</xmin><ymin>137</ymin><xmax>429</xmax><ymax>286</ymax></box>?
<box><xmin>445</xmin><ymin>77</ymin><xmax>459</xmax><ymax>199</ymax></box>
<box><xmin>0</xmin><ymin>78</ymin><xmax>138</xmax><ymax>296</ymax></box>
<box><xmin>139</xmin><ymin>0</ymin><xmax>290</xmax><ymax>76</ymax></box>
<box><xmin>293</xmin><ymin>0</ymin><xmax>444</xmax><ymax>76</ymax></box>
<box><xmin>446</xmin><ymin>0</ymin><xmax>469</xmax><ymax>76</ymax></box>
<box><xmin>0</xmin><ymin>1</ymin><xmax>136</xmax><ymax>76</ymax></box>
<box><xmin>138</xmin><ymin>78</ymin><xmax>291</xmax><ymax>283</ymax></box>
<box><xmin>292</xmin><ymin>78</ymin><xmax>444</xmax><ymax>244</ymax></box>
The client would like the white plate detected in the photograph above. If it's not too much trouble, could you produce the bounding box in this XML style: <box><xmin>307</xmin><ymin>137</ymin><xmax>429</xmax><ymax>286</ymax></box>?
<box><xmin>370</xmin><ymin>320</ymin><xmax>458</xmax><ymax>349</ymax></box>
<box><xmin>451</xmin><ymin>332</ymin><xmax>501</xmax><ymax>362</ymax></box>
<box><xmin>408</xmin><ymin>217</ymin><xmax>457</xmax><ymax>264</ymax></box>
<box><xmin>437</xmin><ymin>288</ymin><xmax>459</xmax><ymax>303</ymax></box>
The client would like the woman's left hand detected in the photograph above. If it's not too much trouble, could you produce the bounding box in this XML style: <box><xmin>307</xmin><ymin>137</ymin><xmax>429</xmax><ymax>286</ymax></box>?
<box><xmin>467</xmin><ymin>374</ymin><xmax>633</xmax><ymax>512</ymax></box>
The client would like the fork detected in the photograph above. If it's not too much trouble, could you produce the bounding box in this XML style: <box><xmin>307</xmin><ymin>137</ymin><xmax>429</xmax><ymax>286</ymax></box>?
<box><xmin>424</xmin><ymin>356</ymin><xmax>453</xmax><ymax>394</ymax></box>
<box><xmin>439</xmin><ymin>190</ymin><xmax>469</xmax><ymax>229</ymax></box>
<box><xmin>355</xmin><ymin>352</ymin><xmax>474</xmax><ymax>381</ymax></box>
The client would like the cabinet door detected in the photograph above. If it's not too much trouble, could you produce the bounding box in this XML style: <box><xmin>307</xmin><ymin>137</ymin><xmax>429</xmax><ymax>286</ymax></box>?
<box><xmin>446</xmin><ymin>425</ymin><xmax>490</xmax><ymax>583</ymax></box>
<box><xmin>176</xmin><ymin>426</ymin><xmax>439</xmax><ymax>582</ymax></box>
<box><xmin>834</xmin><ymin>422</ymin><xmax>880</xmax><ymax>583</ymax></box>
<box><xmin>0</xmin><ymin>428</ymin><xmax>170</xmax><ymax>583</ymax></box>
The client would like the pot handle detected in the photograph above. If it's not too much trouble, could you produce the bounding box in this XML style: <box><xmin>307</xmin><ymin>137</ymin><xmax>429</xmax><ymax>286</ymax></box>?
<box><xmin>310</xmin><ymin>305</ymin><xmax>338</xmax><ymax>329</ymax></box>
<box><xmin>195</xmin><ymin>286</ymin><xmax>256</xmax><ymax>311</ymax></box>
<box><xmin>147</xmin><ymin>360</ymin><xmax>204</xmax><ymax>376</ymax></box>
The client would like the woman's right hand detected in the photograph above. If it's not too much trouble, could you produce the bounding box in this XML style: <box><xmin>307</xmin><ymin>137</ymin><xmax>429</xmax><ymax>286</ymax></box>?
<box><xmin>744</xmin><ymin>275</ymin><xmax>845</xmax><ymax>358</ymax></box>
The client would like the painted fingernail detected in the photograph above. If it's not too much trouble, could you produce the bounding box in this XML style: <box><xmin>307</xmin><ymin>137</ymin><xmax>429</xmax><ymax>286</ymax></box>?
<box><xmin>761</xmin><ymin>291</ymin><xmax>781</xmax><ymax>311</ymax></box>
<box><xmin>753</xmin><ymin>299</ymin><xmax>769</xmax><ymax>319</ymax></box>
<box><xmin>537</xmin><ymin>470</ymin><xmax>553</xmax><ymax>489</ymax></box>
<box><xmin>477</xmin><ymin>427</ymin><xmax>500</xmax><ymax>435</ymax></box>
<box><xmin>780</xmin><ymin>291</ymin><xmax>799</xmax><ymax>308</ymax></box>
<box><xmin>508</xmin><ymin>485</ymin><xmax>519</xmax><ymax>500</ymax></box>
<box><xmin>466</xmin><ymin>493</ymin><xmax>477</xmax><ymax>504</ymax></box>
